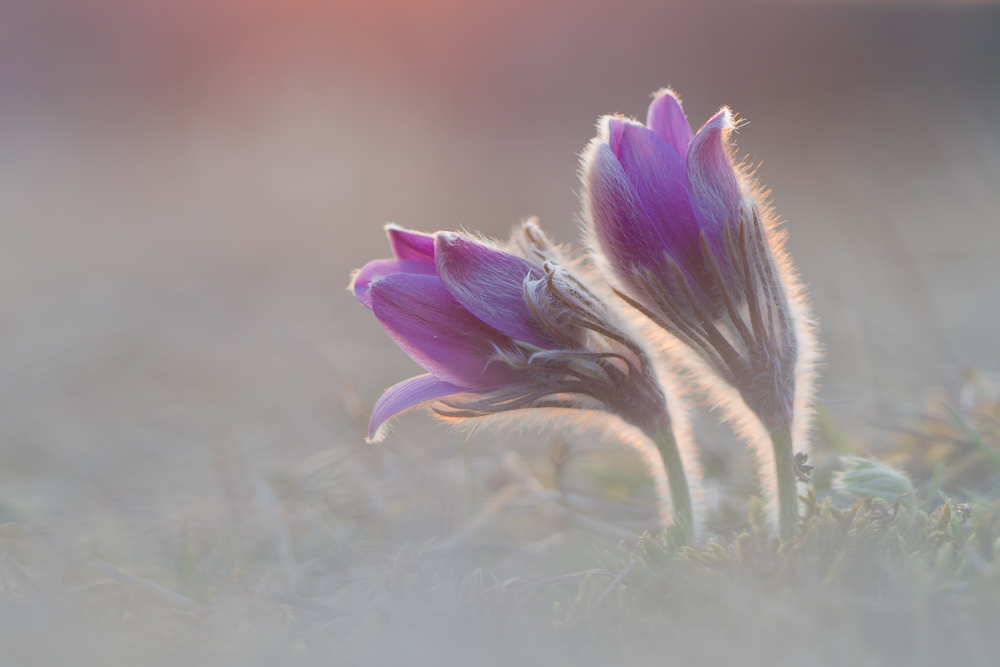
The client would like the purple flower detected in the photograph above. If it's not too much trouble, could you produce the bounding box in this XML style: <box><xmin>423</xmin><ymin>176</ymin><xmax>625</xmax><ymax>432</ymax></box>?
<box><xmin>349</xmin><ymin>221</ymin><xmax>670</xmax><ymax>441</ymax></box>
<box><xmin>581</xmin><ymin>89</ymin><xmax>797</xmax><ymax>429</ymax></box>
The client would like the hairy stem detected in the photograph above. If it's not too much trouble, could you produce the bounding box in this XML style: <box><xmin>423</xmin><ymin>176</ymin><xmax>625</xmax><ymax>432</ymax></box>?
<box><xmin>770</xmin><ymin>425</ymin><xmax>799</xmax><ymax>540</ymax></box>
<box><xmin>647</xmin><ymin>427</ymin><xmax>694</xmax><ymax>544</ymax></box>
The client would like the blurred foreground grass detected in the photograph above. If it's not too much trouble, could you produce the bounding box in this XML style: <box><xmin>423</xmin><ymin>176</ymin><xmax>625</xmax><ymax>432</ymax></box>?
<box><xmin>2</xmin><ymin>372</ymin><xmax>1000</xmax><ymax>665</ymax></box>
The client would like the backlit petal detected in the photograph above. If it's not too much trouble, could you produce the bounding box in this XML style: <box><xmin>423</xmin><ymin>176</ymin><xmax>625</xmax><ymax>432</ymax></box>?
<box><xmin>386</xmin><ymin>224</ymin><xmax>435</xmax><ymax>263</ymax></box>
<box><xmin>369</xmin><ymin>272</ymin><xmax>521</xmax><ymax>388</ymax></box>
<box><xmin>685</xmin><ymin>108</ymin><xmax>742</xmax><ymax>233</ymax></box>
<box><xmin>609</xmin><ymin>119</ymin><xmax>701</xmax><ymax>267</ymax></box>
<box><xmin>585</xmin><ymin>142</ymin><xmax>669</xmax><ymax>280</ymax></box>
<box><xmin>350</xmin><ymin>258</ymin><xmax>437</xmax><ymax>310</ymax></box>
<box><xmin>646</xmin><ymin>89</ymin><xmax>694</xmax><ymax>156</ymax></box>
<box><xmin>434</xmin><ymin>232</ymin><xmax>554</xmax><ymax>348</ymax></box>
<box><xmin>367</xmin><ymin>373</ymin><xmax>463</xmax><ymax>441</ymax></box>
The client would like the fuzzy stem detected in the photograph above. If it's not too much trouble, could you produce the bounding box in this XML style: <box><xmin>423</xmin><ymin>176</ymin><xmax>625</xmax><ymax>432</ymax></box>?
<box><xmin>647</xmin><ymin>427</ymin><xmax>693</xmax><ymax>544</ymax></box>
<box><xmin>770</xmin><ymin>425</ymin><xmax>799</xmax><ymax>540</ymax></box>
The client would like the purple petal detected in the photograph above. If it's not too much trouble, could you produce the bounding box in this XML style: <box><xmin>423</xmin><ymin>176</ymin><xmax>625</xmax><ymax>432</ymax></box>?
<box><xmin>685</xmin><ymin>108</ymin><xmax>742</xmax><ymax>233</ymax></box>
<box><xmin>368</xmin><ymin>373</ymin><xmax>463</xmax><ymax>441</ymax></box>
<box><xmin>386</xmin><ymin>225</ymin><xmax>435</xmax><ymax>263</ymax></box>
<box><xmin>608</xmin><ymin>119</ymin><xmax>701</xmax><ymax>266</ymax></box>
<box><xmin>369</xmin><ymin>272</ymin><xmax>522</xmax><ymax>388</ymax></box>
<box><xmin>584</xmin><ymin>142</ymin><xmax>671</xmax><ymax>280</ymax></box>
<box><xmin>585</xmin><ymin>141</ymin><xmax>721</xmax><ymax>318</ymax></box>
<box><xmin>646</xmin><ymin>90</ymin><xmax>694</xmax><ymax>156</ymax></box>
<box><xmin>434</xmin><ymin>233</ymin><xmax>554</xmax><ymax>348</ymax></box>
<box><xmin>350</xmin><ymin>258</ymin><xmax>437</xmax><ymax>310</ymax></box>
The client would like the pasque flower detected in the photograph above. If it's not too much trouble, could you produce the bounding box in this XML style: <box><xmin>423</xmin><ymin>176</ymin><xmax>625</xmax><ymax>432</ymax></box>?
<box><xmin>581</xmin><ymin>89</ymin><xmax>816</xmax><ymax>539</ymax></box>
<box><xmin>350</xmin><ymin>221</ymin><xmax>697</xmax><ymax>537</ymax></box>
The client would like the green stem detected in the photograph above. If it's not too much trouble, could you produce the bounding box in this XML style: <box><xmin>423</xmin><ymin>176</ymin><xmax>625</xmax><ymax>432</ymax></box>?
<box><xmin>647</xmin><ymin>427</ymin><xmax>693</xmax><ymax>544</ymax></box>
<box><xmin>770</xmin><ymin>425</ymin><xmax>799</xmax><ymax>540</ymax></box>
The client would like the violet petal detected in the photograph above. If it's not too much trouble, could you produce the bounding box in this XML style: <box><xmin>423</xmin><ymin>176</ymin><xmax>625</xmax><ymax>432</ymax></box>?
<box><xmin>646</xmin><ymin>90</ymin><xmax>694</xmax><ymax>156</ymax></box>
<box><xmin>351</xmin><ymin>258</ymin><xmax>437</xmax><ymax>310</ymax></box>
<box><xmin>587</xmin><ymin>140</ymin><xmax>720</xmax><ymax>317</ymax></box>
<box><xmin>369</xmin><ymin>272</ymin><xmax>522</xmax><ymax>388</ymax></box>
<box><xmin>609</xmin><ymin>119</ymin><xmax>701</xmax><ymax>267</ymax></box>
<box><xmin>368</xmin><ymin>373</ymin><xmax>464</xmax><ymax>440</ymax></box>
<box><xmin>434</xmin><ymin>232</ymin><xmax>553</xmax><ymax>348</ymax></box>
<box><xmin>685</xmin><ymin>108</ymin><xmax>742</xmax><ymax>233</ymax></box>
<box><xmin>585</xmin><ymin>143</ymin><xmax>671</xmax><ymax>278</ymax></box>
<box><xmin>386</xmin><ymin>224</ymin><xmax>436</xmax><ymax>263</ymax></box>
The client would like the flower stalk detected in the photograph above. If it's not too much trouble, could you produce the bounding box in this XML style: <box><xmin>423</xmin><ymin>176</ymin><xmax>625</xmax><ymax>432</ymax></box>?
<box><xmin>769</xmin><ymin>425</ymin><xmax>798</xmax><ymax>540</ymax></box>
<box><xmin>647</xmin><ymin>427</ymin><xmax>693</xmax><ymax>542</ymax></box>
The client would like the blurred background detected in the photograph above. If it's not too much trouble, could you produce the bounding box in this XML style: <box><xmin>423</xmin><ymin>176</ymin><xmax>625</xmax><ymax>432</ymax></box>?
<box><xmin>0</xmin><ymin>0</ymin><xmax>999</xmax><ymax>662</ymax></box>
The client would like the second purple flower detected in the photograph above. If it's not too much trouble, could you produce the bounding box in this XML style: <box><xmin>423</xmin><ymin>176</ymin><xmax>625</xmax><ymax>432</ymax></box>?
<box><xmin>582</xmin><ymin>89</ymin><xmax>798</xmax><ymax>430</ymax></box>
<box><xmin>581</xmin><ymin>89</ymin><xmax>816</xmax><ymax>539</ymax></box>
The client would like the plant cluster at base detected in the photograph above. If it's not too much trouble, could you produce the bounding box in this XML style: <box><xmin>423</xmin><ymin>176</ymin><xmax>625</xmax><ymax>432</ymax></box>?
<box><xmin>540</xmin><ymin>491</ymin><xmax>1000</xmax><ymax>666</ymax></box>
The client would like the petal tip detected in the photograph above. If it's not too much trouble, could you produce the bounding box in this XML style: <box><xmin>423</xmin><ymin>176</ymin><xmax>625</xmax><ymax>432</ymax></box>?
<box><xmin>433</xmin><ymin>231</ymin><xmax>459</xmax><ymax>264</ymax></box>
<box><xmin>385</xmin><ymin>224</ymin><xmax>436</xmax><ymax>263</ymax></box>
<box><xmin>647</xmin><ymin>88</ymin><xmax>694</xmax><ymax>155</ymax></box>
<box><xmin>651</xmin><ymin>87</ymin><xmax>682</xmax><ymax>102</ymax></box>
<box><xmin>366</xmin><ymin>420</ymin><xmax>390</xmax><ymax>444</ymax></box>
<box><xmin>702</xmin><ymin>107</ymin><xmax>735</xmax><ymax>134</ymax></box>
